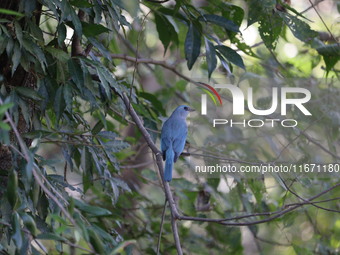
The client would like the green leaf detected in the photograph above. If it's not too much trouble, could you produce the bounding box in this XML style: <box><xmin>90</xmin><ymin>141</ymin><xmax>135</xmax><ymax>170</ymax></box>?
<box><xmin>24</xmin><ymin>153</ymin><xmax>33</xmax><ymax>192</ymax></box>
<box><xmin>22</xmin><ymin>37</ymin><xmax>47</xmax><ymax>71</ymax></box>
<box><xmin>11</xmin><ymin>212</ymin><xmax>23</xmax><ymax>249</ymax></box>
<box><xmin>259</xmin><ymin>13</ymin><xmax>283</xmax><ymax>50</ymax></box>
<box><xmin>139</xmin><ymin>92</ymin><xmax>166</xmax><ymax>116</ymax></box>
<box><xmin>279</xmin><ymin>12</ymin><xmax>318</xmax><ymax>44</ymax></box>
<box><xmin>54</xmin><ymin>86</ymin><xmax>66</xmax><ymax>122</ymax></box>
<box><xmin>0</xmin><ymin>102</ymin><xmax>14</xmax><ymax>115</ymax></box>
<box><xmin>36</xmin><ymin>233</ymin><xmax>67</xmax><ymax>242</ymax></box>
<box><xmin>28</xmin><ymin>20</ymin><xmax>44</xmax><ymax>43</ymax></box>
<box><xmin>204</xmin><ymin>37</ymin><xmax>217</xmax><ymax>78</ymax></box>
<box><xmin>64</xmin><ymin>1</ymin><xmax>82</xmax><ymax>37</ymax></box>
<box><xmin>92</xmin><ymin>121</ymin><xmax>104</xmax><ymax>135</ymax></box>
<box><xmin>45</xmin><ymin>47</ymin><xmax>70</xmax><ymax>62</ymax></box>
<box><xmin>0</xmin><ymin>121</ymin><xmax>11</xmax><ymax>131</ymax></box>
<box><xmin>68</xmin><ymin>59</ymin><xmax>84</xmax><ymax>89</ymax></box>
<box><xmin>21</xmin><ymin>214</ymin><xmax>37</xmax><ymax>236</ymax></box>
<box><xmin>154</xmin><ymin>13</ymin><xmax>178</xmax><ymax>54</ymax></box>
<box><xmin>87</xmin><ymin>37</ymin><xmax>112</xmax><ymax>60</ymax></box>
<box><xmin>74</xmin><ymin>199</ymin><xmax>112</xmax><ymax>216</ymax></box>
<box><xmin>57</xmin><ymin>24</ymin><xmax>67</xmax><ymax>47</ymax></box>
<box><xmin>88</xmin><ymin>229</ymin><xmax>105</xmax><ymax>254</ymax></box>
<box><xmin>81</xmin><ymin>147</ymin><xmax>93</xmax><ymax>192</ymax></box>
<box><xmin>82</xmin><ymin>22</ymin><xmax>110</xmax><ymax>37</ymax></box>
<box><xmin>15</xmin><ymin>87</ymin><xmax>43</xmax><ymax>101</ymax></box>
<box><xmin>315</xmin><ymin>44</ymin><xmax>340</xmax><ymax>72</ymax></box>
<box><xmin>7</xmin><ymin>170</ymin><xmax>18</xmax><ymax>208</ymax></box>
<box><xmin>221</xmin><ymin>3</ymin><xmax>244</xmax><ymax>41</ymax></box>
<box><xmin>185</xmin><ymin>22</ymin><xmax>201</xmax><ymax>70</ymax></box>
<box><xmin>215</xmin><ymin>45</ymin><xmax>245</xmax><ymax>69</ymax></box>
<box><xmin>0</xmin><ymin>8</ymin><xmax>24</xmax><ymax>17</ymax></box>
<box><xmin>157</xmin><ymin>7</ymin><xmax>188</xmax><ymax>23</ymax></box>
<box><xmin>97</xmin><ymin>131</ymin><xmax>117</xmax><ymax>140</ymax></box>
<box><xmin>70</xmin><ymin>0</ymin><xmax>94</xmax><ymax>8</ymax></box>
<box><xmin>199</xmin><ymin>14</ymin><xmax>239</xmax><ymax>32</ymax></box>
<box><xmin>11</xmin><ymin>42</ymin><xmax>21</xmax><ymax>75</ymax></box>
<box><xmin>14</xmin><ymin>21</ymin><xmax>23</xmax><ymax>46</ymax></box>
<box><xmin>63</xmin><ymin>82</ymin><xmax>73</xmax><ymax>112</ymax></box>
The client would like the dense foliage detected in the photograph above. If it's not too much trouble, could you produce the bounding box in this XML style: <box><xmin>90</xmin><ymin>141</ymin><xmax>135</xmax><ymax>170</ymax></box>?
<box><xmin>0</xmin><ymin>0</ymin><xmax>339</xmax><ymax>254</ymax></box>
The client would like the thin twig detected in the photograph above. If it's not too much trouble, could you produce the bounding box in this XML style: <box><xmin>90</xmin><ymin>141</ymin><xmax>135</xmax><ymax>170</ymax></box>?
<box><xmin>110</xmin><ymin>54</ymin><xmax>209</xmax><ymax>90</ymax></box>
<box><xmin>279</xmin><ymin>177</ymin><xmax>340</xmax><ymax>213</ymax></box>
<box><xmin>157</xmin><ymin>199</ymin><xmax>167</xmax><ymax>255</ymax></box>
<box><xmin>176</xmin><ymin>183</ymin><xmax>340</xmax><ymax>226</ymax></box>
<box><xmin>308</xmin><ymin>0</ymin><xmax>338</xmax><ymax>43</ymax></box>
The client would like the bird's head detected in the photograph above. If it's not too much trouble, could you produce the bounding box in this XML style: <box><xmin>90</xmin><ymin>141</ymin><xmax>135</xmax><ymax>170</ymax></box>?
<box><xmin>172</xmin><ymin>105</ymin><xmax>195</xmax><ymax>118</ymax></box>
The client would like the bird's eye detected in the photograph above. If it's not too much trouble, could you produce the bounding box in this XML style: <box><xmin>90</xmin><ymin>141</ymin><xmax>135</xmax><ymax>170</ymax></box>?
<box><xmin>184</xmin><ymin>106</ymin><xmax>188</xmax><ymax>111</ymax></box>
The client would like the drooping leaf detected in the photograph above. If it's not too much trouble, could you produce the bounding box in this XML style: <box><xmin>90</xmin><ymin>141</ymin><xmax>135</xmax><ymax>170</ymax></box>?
<box><xmin>11</xmin><ymin>212</ymin><xmax>23</xmax><ymax>249</ymax></box>
<box><xmin>81</xmin><ymin>147</ymin><xmax>93</xmax><ymax>192</ymax></box>
<box><xmin>88</xmin><ymin>229</ymin><xmax>105</xmax><ymax>254</ymax></box>
<box><xmin>45</xmin><ymin>47</ymin><xmax>70</xmax><ymax>62</ymax></box>
<box><xmin>204</xmin><ymin>37</ymin><xmax>217</xmax><ymax>78</ymax></box>
<box><xmin>68</xmin><ymin>59</ymin><xmax>84</xmax><ymax>89</ymax></box>
<box><xmin>36</xmin><ymin>233</ymin><xmax>67</xmax><ymax>242</ymax></box>
<box><xmin>22</xmin><ymin>37</ymin><xmax>47</xmax><ymax>71</ymax></box>
<box><xmin>54</xmin><ymin>85</ymin><xmax>66</xmax><ymax>122</ymax></box>
<box><xmin>7</xmin><ymin>170</ymin><xmax>18</xmax><ymax>208</ymax></box>
<box><xmin>63</xmin><ymin>82</ymin><xmax>73</xmax><ymax>112</ymax></box>
<box><xmin>259</xmin><ymin>12</ymin><xmax>283</xmax><ymax>50</ymax></box>
<box><xmin>185</xmin><ymin>22</ymin><xmax>201</xmax><ymax>70</ymax></box>
<box><xmin>154</xmin><ymin>13</ymin><xmax>178</xmax><ymax>53</ymax></box>
<box><xmin>82</xmin><ymin>22</ymin><xmax>110</xmax><ymax>37</ymax></box>
<box><xmin>279</xmin><ymin>12</ymin><xmax>318</xmax><ymax>44</ymax></box>
<box><xmin>15</xmin><ymin>87</ymin><xmax>43</xmax><ymax>101</ymax></box>
<box><xmin>316</xmin><ymin>44</ymin><xmax>340</xmax><ymax>72</ymax></box>
<box><xmin>57</xmin><ymin>23</ymin><xmax>67</xmax><ymax>47</ymax></box>
<box><xmin>216</xmin><ymin>45</ymin><xmax>245</xmax><ymax>69</ymax></box>
<box><xmin>14</xmin><ymin>21</ymin><xmax>23</xmax><ymax>46</ymax></box>
<box><xmin>28</xmin><ymin>20</ymin><xmax>44</xmax><ymax>43</ymax></box>
<box><xmin>11</xmin><ymin>42</ymin><xmax>21</xmax><ymax>75</ymax></box>
<box><xmin>74</xmin><ymin>199</ymin><xmax>112</xmax><ymax>216</ymax></box>
<box><xmin>199</xmin><ymin>14</ymin><xmax>239</xmax><ymax>32</ymax></box>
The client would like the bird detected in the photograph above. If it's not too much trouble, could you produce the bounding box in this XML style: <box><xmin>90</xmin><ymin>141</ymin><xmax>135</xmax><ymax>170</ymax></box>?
<box><xmin>161</xmin><ymin>105</ymin><xmax>195</xmax><ymax>182</ymax></box>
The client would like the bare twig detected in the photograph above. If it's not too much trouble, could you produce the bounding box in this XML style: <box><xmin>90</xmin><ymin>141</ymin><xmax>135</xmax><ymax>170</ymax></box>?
<box><xmin>110</xmin><ymin>54</ymin><xmax>209</xmax><ymax>90</ymax></box>
<box><xmin>176</xmin><ymin>183</ymin><xmax>340</xmax><ymax>226</ymax></box>
<box><xmin>157</xmin><ymin>200</ymin><xmax>167</xmax><ymax>255</ymax></box>
<box><xmin>301</xmin><ymin>0</ymin><xmax>324</xmax><ymax>14</ymax></box>
<box><xmin>307</xmin><ymin>0</ymin><xmax>338</xmax><ymax>44</ymax></box>
<box><xmin>279</xmin><ymin>177</ymin><xmax>340</xmax><ymax>213</ymax></box>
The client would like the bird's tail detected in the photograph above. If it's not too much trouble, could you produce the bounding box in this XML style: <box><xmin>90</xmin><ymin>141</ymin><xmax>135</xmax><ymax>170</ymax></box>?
<box><xmin>164</xmin><ymin>148</ymin><xmax>174</xmax><ymax>182</ymax></box>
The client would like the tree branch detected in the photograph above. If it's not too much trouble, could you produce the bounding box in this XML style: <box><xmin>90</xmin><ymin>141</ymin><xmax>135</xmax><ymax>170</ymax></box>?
<box><xmin>120</xmin><ymin>93</ymin><xmax>183</xmax><ymax>254</ymax></box>
<box><xmin>110</xmin><ymin>54</ymin><xmax>208</xmax><ymax>90</ymax></box>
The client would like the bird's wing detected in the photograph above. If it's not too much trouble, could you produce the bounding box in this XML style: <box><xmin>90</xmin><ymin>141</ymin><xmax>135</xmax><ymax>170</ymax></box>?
<box><xmin>161</xmin><ymin>120</ymin><xmax>172</xmax><ymax>160</ymax></box>
<box><xmin>172</xmin><ymin>121</ymin><xmax>188</xmax><ymax>162</ymax></box>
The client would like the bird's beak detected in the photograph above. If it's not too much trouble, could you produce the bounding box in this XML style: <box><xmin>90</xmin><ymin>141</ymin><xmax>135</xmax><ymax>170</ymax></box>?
<box><xmin>188</xmin><ymin>107</ymin><xmax>195</xmax><ymax>112</ymax></box>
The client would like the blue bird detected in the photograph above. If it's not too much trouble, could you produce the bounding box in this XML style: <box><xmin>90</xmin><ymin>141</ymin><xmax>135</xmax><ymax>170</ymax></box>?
<box><xmin>161</xmin><ymin>105</ymin><xmax>195</xmax><ymax>182</ymax></box>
